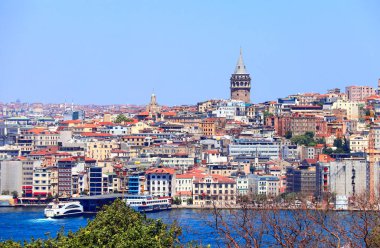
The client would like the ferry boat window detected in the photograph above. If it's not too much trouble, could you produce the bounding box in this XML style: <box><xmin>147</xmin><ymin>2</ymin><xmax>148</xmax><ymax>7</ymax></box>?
<box><xmin>66</xmin><ymin>205</ymin><xmax>80</xmax><ymax>209</ymax></box>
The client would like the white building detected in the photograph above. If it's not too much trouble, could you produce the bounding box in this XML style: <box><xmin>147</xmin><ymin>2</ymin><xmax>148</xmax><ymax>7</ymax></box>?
<box><xmin>32</xmin><ymin>167</ymin><xmax>51</xmax><ymax>197</ymax></box>
<box><xmin>349</xmin><ymin>134</ymin><xmax>368</xmax><ymax>153</ymax></box>
<box><xmin>316</xmin><ymin>159</ymin><xmax>368</xmax><ymax>198</ymax></box>
<box><xmin>236</xmin><ymin>176</ymin><xmax>249</xmax><ymax>195</ymax></box>
<box><xmin>249</xmin><ymin>175</ymin><xmax>280</xmax><ymax>197</ymax></box>
<box><xmin>229</xmin><ymin>139</ymin><xmax>281</xmax><ymax>159</ymax></box>
<box><xmin>212</xmin><ymin>100</ymin><xmax>246</xmax><ymax>119</ymax></box>
<box><xmin>145</xmin><ymin>167</ymin><xmax>176</xmax><ymax>197</ymax></box>
<box><xmin>0</xmin><ymin>160</ymin><xmax>23</xmax><ymax>195</ymax></box>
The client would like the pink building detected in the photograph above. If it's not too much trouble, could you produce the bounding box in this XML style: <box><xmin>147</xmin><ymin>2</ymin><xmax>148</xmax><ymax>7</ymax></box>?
<box><xmin>345</xmin><ymin>85</ymin><xmax>376</xmax><ymax>101</ymax></box>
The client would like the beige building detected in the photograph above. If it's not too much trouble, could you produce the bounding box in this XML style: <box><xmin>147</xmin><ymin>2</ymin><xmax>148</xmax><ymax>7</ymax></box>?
<box><xmin>32</xmin><ymin>167</ymin><xmax>51</xmax><ymax>197</ymax></box>
<box><xmin>193</xmin><ymin>174</ymin><xmax>236</xmax><ymax>206</ymax></box>
<box><xmin>86</xmin><ymin>140</ymin><xmax>120</xmax><ymax>161</ymax></box>
<box><xmin>130</xmin><ymin>122</ymin><xmax>151</xmax><ymax>134</ymax></box>
<box><xmin>331</xmin><ymin>100</ymin><xmax>364</xmax><ymax>120</ymax></box>
<box><xmin>349</xmin><ymin>134</ymin><xmax>368</xmax><ymax>153</ymax></box>
<box><xmin>17</xmin><ymin>128</ymin><xmax>60</xmax><ymax>150</ymax></box>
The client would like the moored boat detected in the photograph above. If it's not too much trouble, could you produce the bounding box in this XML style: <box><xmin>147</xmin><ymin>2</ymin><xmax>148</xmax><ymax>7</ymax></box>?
<box><xmin>125</xmin><ymin>195</ymin><xmax>172</xmax><ymax>212</ymax></box>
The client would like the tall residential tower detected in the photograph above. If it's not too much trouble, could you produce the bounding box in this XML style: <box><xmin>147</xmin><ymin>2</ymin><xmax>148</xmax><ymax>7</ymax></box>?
<box><xmin>230</xmin><ymin>49</ymin><xmax>251</xmax><ymax>103</ymax></box>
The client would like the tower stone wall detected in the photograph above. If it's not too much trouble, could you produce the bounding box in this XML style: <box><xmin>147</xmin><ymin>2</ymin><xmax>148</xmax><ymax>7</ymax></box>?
<box><xmin>230</xmin><ymin>50</ymin><xmax>251</xmax><ymax>103</ymax></box>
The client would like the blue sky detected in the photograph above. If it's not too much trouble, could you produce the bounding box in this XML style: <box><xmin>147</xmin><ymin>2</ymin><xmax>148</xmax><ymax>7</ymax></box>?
<box><xmin>0</xmin><ymin>1</ymin><xmax>379</xmax><ymax>105</ymax></box>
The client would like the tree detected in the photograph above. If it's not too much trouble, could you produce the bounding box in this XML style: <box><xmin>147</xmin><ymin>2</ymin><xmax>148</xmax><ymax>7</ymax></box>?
<box><xmin>36</xmin><ymin>195</ymin><xmax>42</xmax><ymax>204</ymax></box>
<box><xmin>114</xmin><ymin>114</ymin><xmax>132</xmax><ymax>123</ymax></box>
<box><xmin>210</xmin><ymin>193</ymin><xmax>380</xmax><ymax>248</ymax></box>
<box><xmin>316</xmin><ymin>137</ymin><xmax>326</xmax><ymax>144</ymax></box>
<box><xmin>46</xmin><ymin>193</ymin><xmax>54</xmax><ymax>202</ymax></box>
<box><xmin>173</xmin><ymin>197</ymin><xmax>182</xmax><ymax>205</ymax></box>
<box><xmin>186</xmin><ymin>198</ymin><xmax>193</xmax><ymax>205</ymax></box>
<box><xmin>291</xmin><ymin>132</ymin><xmax>316</xmax><ymax>146</ymax></box>
<box><xmin>368</xmin><ymin>226</ymin><xmax>380</xmax><ymax>247</ymax></box>
<box><xmin>343</xmin><ymin>137</ymin><xmax>350</xmax><ymax>153</ymax></box>
<box><xmin>11</xmin><ymin>191</ymin><xmax>18</xmax><ymax>199</ymax></box>
<box><xmin>333</xmin><ymin>138</ymin><xmax>343</xmax><ymax>149</ymax></box>
<box><xmin>1</xmin><ymin>190</ymin><xmax>9</xmax><ymax>195</ymax></box>
<box><xmin>0</xmin><ymin>199</ymin><xmax>182</xmax><ymax>247</ymax></box>
<box><xmin>285</xmin><ymin>131</ymin><xmax>292</xmax><ymax>139</ymax></box>
<box><xmin>305</xmin><ymin>131</ymin><xmax>314</xmax><ymax>139</ymax></box>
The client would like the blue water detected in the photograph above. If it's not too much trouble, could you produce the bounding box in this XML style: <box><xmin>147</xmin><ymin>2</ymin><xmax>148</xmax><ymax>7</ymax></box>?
<box><xmin>0</xmin><ymin>207</ymin><xmax>220</xmax><ymax>246</ymax></box>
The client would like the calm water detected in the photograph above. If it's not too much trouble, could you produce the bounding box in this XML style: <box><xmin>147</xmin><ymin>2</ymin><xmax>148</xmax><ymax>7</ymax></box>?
<box><xmin>0</xmin><ymin>207</ymin><xmax>219</xmax><ymax>246</ymax></box>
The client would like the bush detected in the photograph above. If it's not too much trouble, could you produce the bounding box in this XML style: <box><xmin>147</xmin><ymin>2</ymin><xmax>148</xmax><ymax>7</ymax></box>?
<box><xmin>0</xmin><ymin>199</ymin><xmax>181</xmax><ymax>248</ymax></box>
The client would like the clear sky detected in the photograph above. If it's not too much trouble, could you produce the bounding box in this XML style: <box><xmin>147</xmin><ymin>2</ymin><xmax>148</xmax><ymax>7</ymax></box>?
<box><xmin>0</xmin><ymin>1</ymin><xmax>379</xmax><ymax>106</ymax></box>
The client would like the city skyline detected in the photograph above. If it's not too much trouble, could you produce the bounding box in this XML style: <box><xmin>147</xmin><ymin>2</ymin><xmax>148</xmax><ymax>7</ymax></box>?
<box><xmin>1</xmin><ymin>1</ymin><xmax>380</xmax><ymax>105</ymax></box>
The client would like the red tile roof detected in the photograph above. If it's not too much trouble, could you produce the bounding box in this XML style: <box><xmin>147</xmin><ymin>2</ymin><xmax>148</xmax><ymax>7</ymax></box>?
<box><xmin>194</xmin><ymin>174</ymin><xmax>235</xmax><ymax>184</ymax></box>
<box><xmin>175</xmin><ymin>191</ymin><xmax>192</xmax><ymax>196</ymax></box>
<box><xmin>80</xmin><ymin>132</ymin><xmax>113</xmax><ymax>137</ymax></box>
<box><xmin>61</xmin><ymin>120</ymin><xmax>82</xmax><ymax>124</ymax></box>
<box><xmin>145</xmin><ymin>167</ymin><xmax>175</xmax><ymax>175</ymax></box>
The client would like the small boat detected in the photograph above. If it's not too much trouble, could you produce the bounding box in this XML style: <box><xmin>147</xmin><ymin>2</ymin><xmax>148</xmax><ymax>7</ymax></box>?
<box><xmin>125</xmin><ymin>195</ymin><xmax>172</xmax><ymax>212</ymax></box>
<box><xmin>44</xmin><ymin>201</ymin><xmax>84</xmax><ymax>218</ymax></box>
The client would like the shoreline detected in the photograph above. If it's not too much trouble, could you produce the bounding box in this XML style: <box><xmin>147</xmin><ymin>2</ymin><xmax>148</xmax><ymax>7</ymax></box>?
<box><xmin>171</xmin><ymin>204</ymin><xmax>370</xmax><ymax>211</ymax></box>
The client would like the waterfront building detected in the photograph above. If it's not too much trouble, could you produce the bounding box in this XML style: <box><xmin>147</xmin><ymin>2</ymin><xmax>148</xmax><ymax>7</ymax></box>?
<box><xmin>249</xmin><ymin>174</ymin><xmax>280</xmax><ymax>197</ymax></box>
<box><xmin>89</xmin><ymin>167</ymin><xmax>103</xmax><ymax>196</ymax></box>
<box><xmin>236</xmin><ymin>176</ymin><xmax>249</xmax><ymax>195</ymax></box>
<box><xmin>127</xmin><ymin>173</ymin><xmax>146</xmax><ymax>195</ymax></box>
<box><xmin>286</xmin><ymin>165</ymin><xmax>316</xmax><ymax>198</ymax></box>
<box><xmin>145</xmin><ymin>167</ymin><xmax>176</xmax><ymax>197</ymax></box>
<box><xmin>0</xmin><ymin>160</ymin><xmax>23</xmax><ymax>196</ymax></box>
<box><xmin>316</xmin><ymin>158</ymin><xmax>368</xmax><ymax>199</ymax></box>
<box><xmin>32</xmin><ymin>167</ymin><xmax>51</xmax><ymax>197</ymax></box>
<box><xmin>193</xmin><ymin>174</ymin><xmax>236</xmax><ymax>206</ymax></box>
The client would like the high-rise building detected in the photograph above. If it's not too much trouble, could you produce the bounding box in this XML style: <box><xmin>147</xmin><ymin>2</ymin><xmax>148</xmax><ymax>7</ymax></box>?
<box><xmin>230</xmin><ymin>49</ymin><xmax>251</xmax><ymax>103</ymax></box>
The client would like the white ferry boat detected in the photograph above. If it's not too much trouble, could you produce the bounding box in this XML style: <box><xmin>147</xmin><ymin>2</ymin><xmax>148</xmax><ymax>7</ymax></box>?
<box><xmin>125</xmin><ymin>195</ymin><xmax>172</xmax><ymax>212</ymax></box>
<box><xmin>44</xmin><ymin>201</ymin><xmax>84</xmax><ymax>218</ymax></box>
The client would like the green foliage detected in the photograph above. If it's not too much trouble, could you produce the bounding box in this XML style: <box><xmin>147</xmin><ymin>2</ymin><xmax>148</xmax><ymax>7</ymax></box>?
<box><xmin>263</xmin><ymin>110</ymin><xmax>273</xmax><ymax>118</ymax></box>
<box><xmin>1</xmin><ymin>190</ymin><xmax>9</xmax><ymax>195</ymax></box>
<box><xmin>324</xmin><ymin>138</ymin><xmax>350</xmax><ymax>154</ymax></box>
<box><xmin>304</xmin><ymin>131</ymin><xmax>314</xmax><ymax>139</ymax></box>
<box><xmin>285</xmin><ymin>131</ymin><xmax>292</xmax><ymax>139</ymax></box>
<box><xmin>0</xmin><ymin>199</ymin><xmax>182</xmax><ymax>248</ymax></box>
<box><xmin>279</xmin><ymin>192</ymin><xmax>298</xmax><ymax>202</ymax></box>
<box><xmin>11</xmin><ymin>191</ymin><xmax>18</xmax><ymax>199</ymax></box>
<box><xmin>186</xmin><ymin>198</ymin><xmax>193</xmax><ymax>205</ymax></box>
<box><xmin>290</xmin><ymin>132</ymin><xmax>317</xmax><ymax>146</ymax></box>
<box><xmin>316</xmin><ymin>137</ymin><xmax>326</xmax><ymax>144</ymax></box>
<box><xmin>173</xmin><ymin>197</ymin><xmax>182</xmax><ymax>205</ymax></box>
<box><xmin>115</xmin><ymin>114</ymin><xmax>133</xmax><ymax>123</ymax></box>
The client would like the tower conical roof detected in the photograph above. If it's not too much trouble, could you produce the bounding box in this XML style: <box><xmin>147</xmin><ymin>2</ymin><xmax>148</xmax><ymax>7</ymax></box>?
<box><xmin>234</xmin><ymin>48</ymin><xmax>248</xmax><ymax>74</ymax></box>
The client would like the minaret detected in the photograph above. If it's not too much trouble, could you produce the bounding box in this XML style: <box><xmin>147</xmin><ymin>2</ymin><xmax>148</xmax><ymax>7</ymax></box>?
<box><xmin>230</xmin><ymin>49</ymin><xmax>251</xmax><ymax>103</ymax></box>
